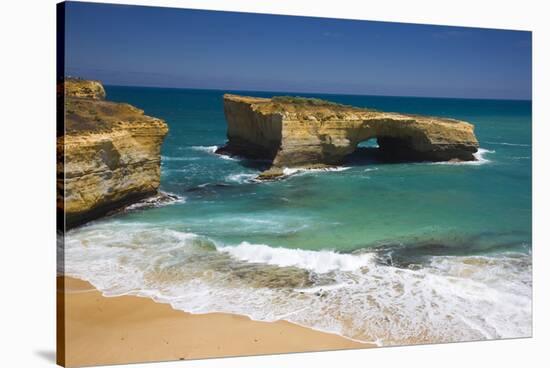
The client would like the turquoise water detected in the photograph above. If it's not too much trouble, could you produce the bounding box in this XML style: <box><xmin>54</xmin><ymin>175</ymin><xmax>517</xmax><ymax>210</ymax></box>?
<box><xmin>65</xmin><ymin>86</ymin><xmax>532</xmax><ymax>345</ymax></box>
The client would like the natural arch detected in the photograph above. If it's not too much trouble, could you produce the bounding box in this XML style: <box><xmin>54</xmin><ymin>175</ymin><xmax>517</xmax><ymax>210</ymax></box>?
<box><xmin>218</xmin><ymin>94</ymin><xmax>479</xmax><ymax>179</ymax></box>
<box><xmin>349</xmin><ymin>135</ymin><xmax>432</xmax><ymax>163</ymax></box>
<box><xmin>357</xmin><ymin>138</ymin><xmax>379</xmax><ymax>149</ymax></box>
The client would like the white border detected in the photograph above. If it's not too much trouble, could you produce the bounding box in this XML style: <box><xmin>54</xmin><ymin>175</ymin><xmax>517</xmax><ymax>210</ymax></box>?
<box><xmin>1</xmin><ymin>1</ymin><xmax>548</xmax><ymax>367</ymax></box>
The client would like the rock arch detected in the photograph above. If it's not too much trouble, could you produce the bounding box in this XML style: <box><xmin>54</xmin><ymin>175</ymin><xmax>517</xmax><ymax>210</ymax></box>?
<box><xmin>217</xmin><ymin>94</ymin><xmax>479</xmax><ymax>179</ymax></box>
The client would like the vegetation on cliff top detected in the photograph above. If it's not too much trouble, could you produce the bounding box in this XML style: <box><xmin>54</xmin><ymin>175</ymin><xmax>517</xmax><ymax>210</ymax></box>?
<box><xmin>63</xmin><ymin>77</ymin><xmax>106</xmax><ymax>100</ymax></box>
<box><xmin>271</xmin><ymin>95</ymin><xmax>378</xmax><ymax>112</ymax></box>
<box><xmin>63</xmin><ymin>78</ymin><xmax>165</xmax><ymax>135</ymax></box>
<box><xmin>272</xmin><ymin>96</ymin><xmax>349</xmax><ymax>107</ymax></box>
<box><xmin>224</xmin><ymin>95</ymin><xmax>380</xmax><ymax>117</ymax></box>
<box><xmin>64</xmin><ymin>98</ymin><xmax>161</xmax><ymax>134</ymax></box>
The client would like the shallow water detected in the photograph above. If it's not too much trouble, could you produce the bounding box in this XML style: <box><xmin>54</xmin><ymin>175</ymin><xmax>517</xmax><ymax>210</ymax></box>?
<box><xmin>64</xmin><ymin>86</ymin><xmax>532</xmax><ymax>345</ymax></box>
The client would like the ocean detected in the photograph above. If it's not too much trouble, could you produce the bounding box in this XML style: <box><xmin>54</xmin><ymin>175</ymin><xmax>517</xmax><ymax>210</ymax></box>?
<box><xmin>63</xmin><ymin>86</ymin><xmax>532</xmax><ymax>346</ymax></box>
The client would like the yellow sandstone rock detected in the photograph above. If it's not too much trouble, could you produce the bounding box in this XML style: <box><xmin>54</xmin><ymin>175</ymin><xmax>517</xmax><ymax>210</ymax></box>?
<box><xmin>217</xmin><ymin>94</ymin><xmax>479</xmax><ymax>179</ymax></box>
<box><xmin>58</xmin><ymin>79</ymin><xmax>168</xmax><ymax>228</ymax></box>
<box><xmin>63</xmin><ymin>78</ymin><xmax>106</xmax><ymax>100</ymax></box>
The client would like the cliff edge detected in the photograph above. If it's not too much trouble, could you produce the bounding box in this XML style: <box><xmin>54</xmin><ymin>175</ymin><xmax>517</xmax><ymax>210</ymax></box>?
<box><xmin>217</xmin><ymin>94</ymin><xmax>479</xmax><ymax>179</ymax></box>
<box><xmin>58</xmin><ymin>79</ymin><xmax>168</xmax><ymax>229</ymax></box>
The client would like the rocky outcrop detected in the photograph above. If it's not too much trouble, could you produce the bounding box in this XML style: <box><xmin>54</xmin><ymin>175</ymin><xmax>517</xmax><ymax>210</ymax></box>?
<box><xmin>217</xmin><ymin>94</ymin><xmax>479</xmax><ymax>179</ymax></box>
<box><xmin>63</xmin><ymin>77</ymin><xmax>106</xmax><ymax>100</ymax></box>
<box><xmin>58</xmin><ymin>79</ymin><xmax>168</xmax><ymax>229</ymax></box>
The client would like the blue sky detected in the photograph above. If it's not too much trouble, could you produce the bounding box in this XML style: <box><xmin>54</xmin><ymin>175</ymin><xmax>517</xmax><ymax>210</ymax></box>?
<box><xmin>64</xmin><ymin>2</ymin><xmax>532</xmax><ymax>100</ymax></box>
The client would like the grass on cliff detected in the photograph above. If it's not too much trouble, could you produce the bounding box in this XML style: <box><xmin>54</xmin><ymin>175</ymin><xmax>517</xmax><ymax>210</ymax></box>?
<box><xmin>64</xmin><ymin>97</ymin><xmax>151</xmax><ymax>134</ymax></box>
<box><xmin>271</xmin><ymin>96</ymin><xmax>378</xmax><ymax>112</ymax></box>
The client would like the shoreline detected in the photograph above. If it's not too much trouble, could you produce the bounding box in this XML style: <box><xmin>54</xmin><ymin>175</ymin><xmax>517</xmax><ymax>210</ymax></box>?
<box><xmin>58</xmin><ymin>276</ymin><xmax>372</xmax><ymax>367</ymax></box>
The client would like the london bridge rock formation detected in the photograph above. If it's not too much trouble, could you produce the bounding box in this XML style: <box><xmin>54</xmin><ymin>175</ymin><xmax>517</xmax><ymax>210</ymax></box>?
<box><xmin>216</xmin><ymin>94</ymin><xmax>479</xmax><ymax>179</ymax></box>
<box><xmin>58</xmin><ymin>79</ymin><xmax>168</xmax><ymax>228</ymax></box>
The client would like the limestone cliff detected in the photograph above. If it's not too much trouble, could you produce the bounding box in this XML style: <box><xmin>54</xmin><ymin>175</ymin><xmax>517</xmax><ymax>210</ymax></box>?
<box><xmin>63</xmin><ymin>77</ymin><xmax>106</xmax><ymax>100</ymax></box>
<box><xmin>58</xmin><ymin>79</ymin><xmax>168</xmax><ymax>228</ymax></box>
<box><xmin>217</xmin><ymin>94</ymin><xmax>479</xmax><ymax>179</ymax></box>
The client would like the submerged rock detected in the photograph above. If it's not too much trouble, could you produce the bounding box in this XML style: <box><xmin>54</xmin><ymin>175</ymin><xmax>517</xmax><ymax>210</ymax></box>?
<box><xmin>217</xmin><ymin>94</ymin><xmax>479</xmax><ymax>179</ymax></box>
<box><xmin>58</xmin><ymin>79</ymin><xmax>169</xmax><ymax>229</ymax></box>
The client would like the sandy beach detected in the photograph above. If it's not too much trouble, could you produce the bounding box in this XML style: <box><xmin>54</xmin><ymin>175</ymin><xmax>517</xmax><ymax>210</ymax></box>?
<box><xmin>57</xmin><ymin>276</ymin><xmax>372</xmax><ymax>367</ymax></box>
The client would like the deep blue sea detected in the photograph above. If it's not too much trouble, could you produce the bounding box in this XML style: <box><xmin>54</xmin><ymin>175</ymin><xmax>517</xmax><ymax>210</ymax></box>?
<box><xmin>65</xmin><ymin>86</ymin><xmax>532</xmax><ymax>345</ymax></box>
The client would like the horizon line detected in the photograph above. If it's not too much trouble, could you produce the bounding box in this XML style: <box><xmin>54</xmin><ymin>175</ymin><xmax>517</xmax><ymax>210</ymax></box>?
<box><xmin>97</xmin><ymin>81</ymin><xmax>532</xmax><ymax>102</ymax></box>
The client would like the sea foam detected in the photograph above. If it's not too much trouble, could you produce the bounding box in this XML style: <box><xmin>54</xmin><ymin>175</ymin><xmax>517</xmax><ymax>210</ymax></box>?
<box><xmin>190</xmin><ymin>145</ymin><xmax>240</xmax><ymax>161</ymax></box>
<box><xmin>484</xmin><ymin>141</ymin><xmax>530</xmax><ymax>147</ymax></box>
<box><xmin>190</xmin><ymin>145</ymin><xmax>218</xmax><ymax>153</ymax></box>
<box><xmin>225</xmin><ymin>173</ymin><xmax>258</xmax><ymax>184</ymax></box>
<box><xmin>431</xmin><ymin>148</ymin><xmax>495</xmax><ymax>166</ymax></box>
<box><xmin>64</xmin><ymin>224</ymin><xmax>531</xmax><ymax>346</ymax></box>
<box><xmin>282</xmin><ymin>166</ymin><xmax>351</xmax><ymax>176</ymax></box>
<box><xmin>161</xmin><ymin>155</ymin><xmax>200</xmax><ymax>162</ymax></box>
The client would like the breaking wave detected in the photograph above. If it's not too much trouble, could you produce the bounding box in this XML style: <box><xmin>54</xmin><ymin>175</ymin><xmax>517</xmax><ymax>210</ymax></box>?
<box><xmin>219</xmin><ymin>242</ymin><xmax>376</xmax><ymax>273</ymax></box>
<box><xmin>64</xmin><ymin>224</ymin><xmax>531</xmax><ymax>346</ymax></box>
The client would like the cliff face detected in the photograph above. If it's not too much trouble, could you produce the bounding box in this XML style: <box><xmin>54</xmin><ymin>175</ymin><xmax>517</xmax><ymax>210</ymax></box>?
<box><xmin>58</xmin><ymin>80</ymin><xmax>168</xmax><ymax>228</ymax></box>
<box><xmin>218</xmin><ymin>94</ymin><xmax>479</xmax><ymax>178</ymax></box>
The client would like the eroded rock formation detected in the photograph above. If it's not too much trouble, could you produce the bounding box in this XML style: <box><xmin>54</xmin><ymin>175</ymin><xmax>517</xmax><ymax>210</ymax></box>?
<box><xmin>217</xmin><ymin>94</ymin><xmax>479</xmax><ymax>179</ymax></box>
<box><xmin>58</xmin><ymin>79</ymin><xmax>168</xmax><ymax>228</ymax></box>
<box><xmin>63</xmin><ymin>78</ymin><xmax>106</xmax><ymax>100</ymax></box>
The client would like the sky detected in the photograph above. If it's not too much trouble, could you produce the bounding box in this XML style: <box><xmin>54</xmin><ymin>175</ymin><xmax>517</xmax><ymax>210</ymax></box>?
<box><xmin>64</xmin><ymin>1</ymin><xmax>532</xmax><ymax>100</ymax></box>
